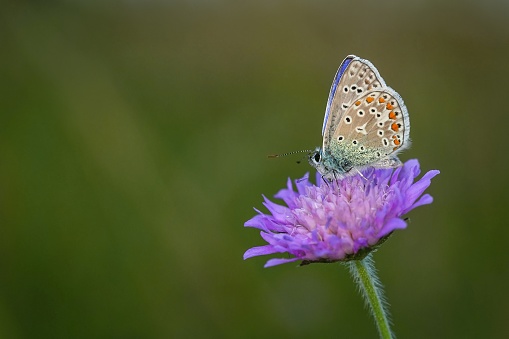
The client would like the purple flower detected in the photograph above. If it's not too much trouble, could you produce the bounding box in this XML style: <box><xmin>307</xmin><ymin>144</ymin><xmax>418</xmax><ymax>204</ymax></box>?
<box><xmin>243</xmin><ymin>159</ymin><xmax>439</xmax><ymax>267</ymax></box>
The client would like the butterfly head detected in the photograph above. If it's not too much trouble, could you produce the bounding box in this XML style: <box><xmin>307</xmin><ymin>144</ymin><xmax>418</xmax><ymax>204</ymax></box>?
<box><xmin>308</xmin><ymin>147</ymin><xmax>332</xmax><ymax>178</ymax></box>
<box><xmin>309</xmin><ymin>147</ymin><xmax>321</xmax><ymax>166</ymax></box>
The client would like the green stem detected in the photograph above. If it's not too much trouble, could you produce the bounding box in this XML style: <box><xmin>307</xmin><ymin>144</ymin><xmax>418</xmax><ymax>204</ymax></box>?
<box><xmin>346</xmin><ymin>254</ymin><xmax>394</xmax><ymax>339</ymax></box>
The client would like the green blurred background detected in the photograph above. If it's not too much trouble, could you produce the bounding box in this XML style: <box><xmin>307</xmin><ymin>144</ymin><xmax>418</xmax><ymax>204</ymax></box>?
<box><xmin>1</xmin><ymin>0</ymin><xmax>508</xmax><ymax>338</ymax></box>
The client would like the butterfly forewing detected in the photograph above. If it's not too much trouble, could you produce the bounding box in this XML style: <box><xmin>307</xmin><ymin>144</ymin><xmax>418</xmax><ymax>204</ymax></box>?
<box><xmin>322</xmin><ymin>56</ymin><xmax>386</xmax><ymax>150</ymax></box>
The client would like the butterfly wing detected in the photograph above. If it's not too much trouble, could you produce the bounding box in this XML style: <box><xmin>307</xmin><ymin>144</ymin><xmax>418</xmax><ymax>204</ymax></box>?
<box><xmin>330</xmin><ymin>88</ymin><xmax>410</xmax><ymax>168</ymax></box>
<box><xmin>322</xmin><ymin>55</ymin><xmax>387</xmax><ymax>150</ymax></box>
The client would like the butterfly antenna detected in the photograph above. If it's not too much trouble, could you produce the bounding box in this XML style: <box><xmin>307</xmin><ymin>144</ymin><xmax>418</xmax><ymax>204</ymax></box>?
<box><xmin>268</xmin><ymin>149</ymin><xmax>313</xmax><ymax>158</ymax></box>
<box><xmin>269</xmin><ymin>149</ymin><xmax>314</xmax><ymax>164</ymax></box>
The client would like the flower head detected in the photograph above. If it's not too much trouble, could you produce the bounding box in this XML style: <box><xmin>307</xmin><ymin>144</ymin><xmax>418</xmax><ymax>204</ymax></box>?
<box><xmin>243</xmin><ymin>159</ymin><xmax>439</xmax><ymax>267</ymax></box>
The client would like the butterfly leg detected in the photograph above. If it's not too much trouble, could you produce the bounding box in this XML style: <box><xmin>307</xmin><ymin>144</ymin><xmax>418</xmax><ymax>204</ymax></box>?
<box><xmin>321</xmin><ymin>175</ymin><xmax>330</xmax><ymax>187</ymax></box>
<box><xmin>332</xmin><ymin>170</ymin><xmax>341</xmax><ymax>191</ymax></box>
<box><xmin>354</xmin><ymin>168</ymin><xmax>369</xmax><ymax>181</ymax></box>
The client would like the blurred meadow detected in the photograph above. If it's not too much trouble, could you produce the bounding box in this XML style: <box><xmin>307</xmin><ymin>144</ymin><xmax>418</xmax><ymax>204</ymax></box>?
<box><xmin>2</xmin><ymin>0</ymin><xmax>509</xmax><ymax>338</ymax></box>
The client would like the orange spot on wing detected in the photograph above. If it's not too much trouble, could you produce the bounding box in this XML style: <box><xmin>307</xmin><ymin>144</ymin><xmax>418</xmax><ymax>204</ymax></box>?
<box><xmin>389</xmin><ymin>111</ymin><xmax>396</xmax><ymax>119</ymax></box>
<box><xmin>355</xmin><ymin>100</ymin><xmax>361</xmax><ymax>106</ymax></box>
<box><xmin>378</xmin><ymin>97</ymin><xmax>385</xmax><ymax>103</ymax></box>
<box><xmin>391</xmin><ymin>123</ymin><xmax>399</xmax><ymax>132</ymax></box>
<box><xmin>393</xmin><ymin>146</ymin><xmax>399</xmax><ymax>151</ymax></box>
<box><xmin>366</xmin><ymin>97</ymin><xmax>374</xmax><ymax>103</ymax></box>
<box><xmin>394</xmin><ymin>139</ymin><xmax>401</xmax><ymax>145</ymax></box>
<box><xmin>386</xmin><ymin>103</ymin><xmax>394</xmax><ymax>110</ymax></box>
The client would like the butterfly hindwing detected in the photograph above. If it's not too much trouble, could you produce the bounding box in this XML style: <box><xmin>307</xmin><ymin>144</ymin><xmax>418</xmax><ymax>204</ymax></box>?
<box><xmin>330</xmin><ymin>88</ymin><xmax>410</xmax><ymax>168</ymax></box>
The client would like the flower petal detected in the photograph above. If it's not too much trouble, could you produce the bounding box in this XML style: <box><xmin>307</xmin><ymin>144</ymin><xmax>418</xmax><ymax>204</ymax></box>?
<box><xmin>244</xmin><ymin>214</ymin><xmax>270</xmax><ymax>231</ymax></box>
<box><xmin>263</xmin><ymin>196</ymin><xmax>295</xmax><ymax>224</ymax></box>
<box><xmin>264</xmin><ymin>257</ymin><xmax>300</xmax><ymax>267</ymax></box>
<box><xmin>404</xmin><ymin>170</ymin><xmax>440</xmax><ymax>211</ymax></box>
<box><xmin>274</xmin><ymin>178</ymin><xmax>299</xmax><ymax>208</ymax></box>
<box><xmin>378</xmin><ymin>217</ymin><xmax>407</xmax><ymax>238</ymax></box>
<box><xmin>243</xmin><ymin>245</ymin><xmax>277</xmax><ymax>260</ymax></box>
<box><xmin>295</xmin><ymin>173</ymin><xmax>312</xmax><ymax>195</ymax></box>
<box><xmin>408</xmin><ymin>193</ymin><xmax>434</xmax><ymax>210</ymax></box>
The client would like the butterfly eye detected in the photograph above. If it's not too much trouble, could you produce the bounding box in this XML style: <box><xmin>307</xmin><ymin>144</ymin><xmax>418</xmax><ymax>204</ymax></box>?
<box><xmin>313</xmin><ymin>152</ymin><xmax>321</xmax><ymax>163</ymax></box>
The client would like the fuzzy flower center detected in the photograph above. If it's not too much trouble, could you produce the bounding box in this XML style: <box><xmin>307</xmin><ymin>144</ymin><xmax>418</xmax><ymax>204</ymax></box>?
<box><xmin>289</xmin><ymin>176</ymin><xmax>392</xmax><ymax>251</ymax></box>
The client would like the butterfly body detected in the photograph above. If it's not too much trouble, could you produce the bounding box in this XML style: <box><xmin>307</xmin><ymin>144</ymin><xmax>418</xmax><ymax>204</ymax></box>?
<box><xmin>309</xmin><ymin>55</ymin><xmax>410</xmax><ymax>180</ymax></box>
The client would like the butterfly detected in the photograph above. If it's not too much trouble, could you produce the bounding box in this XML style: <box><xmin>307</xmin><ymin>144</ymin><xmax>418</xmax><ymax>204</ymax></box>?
<box><xmin>308</xmin><ymin>55</ymin><xmax>410</xmax><ymax>180</ymax></box>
